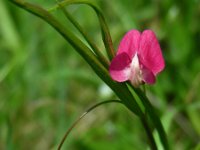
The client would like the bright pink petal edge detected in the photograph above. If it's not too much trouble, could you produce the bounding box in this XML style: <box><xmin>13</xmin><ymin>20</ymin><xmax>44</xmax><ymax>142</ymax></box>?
<box><xmin>138</xmin><ymin>30</ymin><xmax>165</xmax><ymax>75</ymax></box>
<box><xmin>117</xmin><ymin>30</ymin><xmax>141</xmax><ymax>59</ymax></box>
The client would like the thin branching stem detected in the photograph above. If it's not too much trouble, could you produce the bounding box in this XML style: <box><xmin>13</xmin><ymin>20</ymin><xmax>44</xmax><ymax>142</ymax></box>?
<box><xmin>57</xmin><ymin>3</ymin><xmax>109</xmax><ymax>68</ymax></box>
<box><xmin>57</xmin><ymin>100</ymin><xmax>122</xmax><ymax>150</ymax></box>
<box><xmin>128</xmin><ymin>82</ymin><xmax>169</xmax><ymax>150</ymax></box>
<box><xmin>50</xmin><ymin>0</ymin><xmax>115</xmax><ymax>60</ymax></box>
<box><xmin>140</xmin><ymin>116</ymin><xmax>157</xmax><ymax>150</ymax></box>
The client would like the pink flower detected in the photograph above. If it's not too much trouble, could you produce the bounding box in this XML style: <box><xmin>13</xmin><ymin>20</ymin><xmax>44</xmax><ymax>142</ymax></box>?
<box><xmin>109</xmin><ymin>29</ymin><xmax>165</xmax><ymax>87</ymax></box>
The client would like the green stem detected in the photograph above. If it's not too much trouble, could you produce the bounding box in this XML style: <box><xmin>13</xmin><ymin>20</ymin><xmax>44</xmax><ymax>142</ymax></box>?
<box><xmin>57</xmin><ymin>100</ymin><xmax>122</xmax><ymax>150</ymax></box>
<box><xmin>141</xmin><ymin>85</ymin><xmax>156</xmax><ymax>149</ymax></box>
<box><xmin>141</xmin><ymin>116</ymin><xmax>157</xmax><ymax>150</ymax></box>
<box><xmin>134</xmin><ymin>87</ymin><xmax>169</xmax><ymax>150</ymax></box>
<box><xmin>50</xmin><ymin>0</ymin><xmax>115</xmax><ymax>60</ymax></box>
<box><xmin>57</xmin><ymin>99</ymin><xmax>157</xmax><ymax>150</ymax></box>
<box><xmin>57</xmin><ymin>3</ymin><xmax>109</xmax><ymax>68</ymax></box>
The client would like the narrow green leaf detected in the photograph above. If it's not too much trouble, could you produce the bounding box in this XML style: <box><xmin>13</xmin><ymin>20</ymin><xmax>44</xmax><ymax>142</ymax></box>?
<box><xmin>57</xmin><ymin>3</ymin><xmax>109</xmax><ymax>68</ymax></box>
<box><xmin>0</xmin><ymin>0</ymin><xmax>21</xmax><ymax>50</ymax></box>
<box><xmin>133</xmin><ymin>87</ymin><xmax>169</xmax><ymax>150</ymax></box>
<box><xmin>49</xmin><ymin>0</ymin><xmax>115</xmax><ymax>60</ymax></box>
<box><xmin>58</xmin><ymin>100</ymin><xmax>122</xmax><ymax>150</ymax></box>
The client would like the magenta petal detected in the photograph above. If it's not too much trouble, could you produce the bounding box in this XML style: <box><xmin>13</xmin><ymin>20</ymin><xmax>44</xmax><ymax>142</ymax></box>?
<box><xmin>141</xmin><ymin>64</ymin><xmax>156</xmax><ymax>84</ymax></box>
<box><xmin>117</xmin><ymin>30</ymin><xmax>141</xmax><ymax>59</ymax></box>
<box><xmin>139</xmin><ymin>30</ymin><xmax>165</xmax><ymax>75</ymax></box>
<box><xmin>109</xmin><ymin>53</ymin><xmax>131</xmax><ymax>82</ymax></box>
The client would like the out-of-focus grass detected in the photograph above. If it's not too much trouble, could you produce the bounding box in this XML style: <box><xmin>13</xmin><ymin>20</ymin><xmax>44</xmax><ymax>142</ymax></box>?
<box><xmin>0</xmin><ymin>0</ymin><xmax>200</xmax><ymax>149</ymax></box>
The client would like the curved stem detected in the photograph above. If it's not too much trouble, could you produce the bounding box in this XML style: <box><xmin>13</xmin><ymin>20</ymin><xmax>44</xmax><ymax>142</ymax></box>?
<box><xmin>131</xmin><ymin>83</ymin><xmax>169</xmax><ymax>150</ymax></box>
<box><xmin>141</xmin><ymin>116</ymin><xmax>158</xmax><ymax>150</ymax></box>
<box><xmin>57</xmin><ymin>100</ymin><xmax>122</xmax><ymax>150</ymax></box>
<box><xmin>57</xmin><ymin>2</ymin><xmax>109</xmax><ymax>68</ymax></box>
<box><xmin>58</xmin><ymin>100</ymin><xmax>158</xmax><ymax>150</ymax></box>
<box><xmin>140</xmin><ymin>85</ymin><xmax>157</xmax><ymax>149</ymax></box>
<box><xmin>50</xmin><ymin>0</ymin><xmax>115</xmax><ymax>60</ymax></box>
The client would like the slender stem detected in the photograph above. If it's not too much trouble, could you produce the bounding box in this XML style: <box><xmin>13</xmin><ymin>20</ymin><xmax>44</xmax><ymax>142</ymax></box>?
<box><xmin>135</xmin><ymin>88</ymin><xmax>169</xmax><ymax>150</ymax></box>
<box><xmin>57</xmin><ymin>100</ymin><xmax>122</xmax><ymax>150</ymax></box>
<box><xmin>141</xmin><ymin>116</ymin><xmax>158</xmax><ymax>150</ymax></box>
<box><xmin>57</xmin><ymin>3</ymin><xmax>109</xmax><ymax>68</ymax></box>
<box><xmin>50</xmin><ymin>0</ymin><xmax>115</xmax><ymax>60</ymax></box>
<box><xmin>142</xmin><ymin>85</ymin><xmax>148</xmax><ymax>116</ymax></box>
<box><xmin>57</xmin><ymin>99</ymin><xmax>157</xmax><ymax>150</ymax></box>
<box><xmin>139</xmin><ymin>86</ymin><xmax>157</xmax><ymax>149</ymax></box>
<box><xmin>128</xmin><ymin>83</ymin><xmax>169</xmax><ymax>150</ymax></box>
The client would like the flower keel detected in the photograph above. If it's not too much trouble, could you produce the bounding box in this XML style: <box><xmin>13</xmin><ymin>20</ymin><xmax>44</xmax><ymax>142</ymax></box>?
<box><xmin>129</xmin><ymin>53</ymin><xmax>144</xmax><ymax>87</ymax></box>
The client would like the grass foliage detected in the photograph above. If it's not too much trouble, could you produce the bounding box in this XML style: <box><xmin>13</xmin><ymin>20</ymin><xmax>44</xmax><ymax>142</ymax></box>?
<box><xmin>0</xmin><ymin>0</ymin><xmax>200</xmax><ymax>149</ymax></box>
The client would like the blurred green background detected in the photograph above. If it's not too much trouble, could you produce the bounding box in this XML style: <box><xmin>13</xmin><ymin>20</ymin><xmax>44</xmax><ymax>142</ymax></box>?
<box><xmin>0</xmin><ymin>0</ymin><xmax>200</xmax><ymax>149</ymax></box>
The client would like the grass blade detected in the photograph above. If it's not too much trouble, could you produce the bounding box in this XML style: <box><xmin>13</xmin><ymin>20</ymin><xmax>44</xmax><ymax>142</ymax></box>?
<box><xmin>49</xmin><ymin>0</ymin><xmax>115</xmax><ymax>60</ymax></box>
<box><xmin>134</xmin><ymin>87</ymin><xmax>169</xmax><ymax>150</ymax></box>
<box><xmin>58</xmin><ymin>100</ymin><xmax>122</xmax><ymax>150</ymax></box>
<box><xmin>57</xmin><ymin>3</ymin><xmax>109</xmax><ymax>68</ymax></box>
